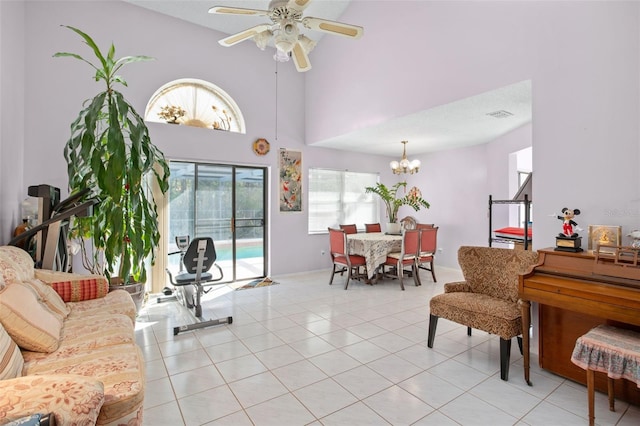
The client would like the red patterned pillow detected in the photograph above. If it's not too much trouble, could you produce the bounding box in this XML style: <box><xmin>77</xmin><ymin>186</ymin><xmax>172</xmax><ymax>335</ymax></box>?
<box><xmin>49</xmin><ymin>276</ymin><xmax>109</xmax><ymax>303</ymax></box>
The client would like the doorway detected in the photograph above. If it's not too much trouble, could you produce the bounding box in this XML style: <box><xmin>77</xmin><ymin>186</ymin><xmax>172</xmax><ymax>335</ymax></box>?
<box><xmin>167</xmin><ymin>161</ymin><xmax>267</xmax><ymax>282</ymax></box>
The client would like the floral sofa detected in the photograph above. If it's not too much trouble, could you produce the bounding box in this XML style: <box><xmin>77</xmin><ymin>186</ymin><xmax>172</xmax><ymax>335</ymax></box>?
<box><xmin>0</xmin><ymin>246</ymin><xmax>145</xmax><ymax>425</ymax></box>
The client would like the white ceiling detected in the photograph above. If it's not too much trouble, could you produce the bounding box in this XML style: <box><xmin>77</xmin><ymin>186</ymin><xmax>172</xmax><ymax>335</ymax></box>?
<box><xmin>124</xmin><ymin>0</ymin><xmax>532</xmax><ymax>157</ymax></box>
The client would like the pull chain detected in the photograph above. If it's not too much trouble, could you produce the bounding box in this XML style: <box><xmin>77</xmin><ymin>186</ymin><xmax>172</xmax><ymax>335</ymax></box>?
<box><xmin>275</xmin><ymin>60</ymin><xmax>279</xmax><ymax>141</ymax></box>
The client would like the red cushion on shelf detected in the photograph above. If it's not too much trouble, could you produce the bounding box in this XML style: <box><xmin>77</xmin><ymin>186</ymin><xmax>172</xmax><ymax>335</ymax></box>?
<box><xmin>494</xmin><ymin>227</ymin><xmax>533</xmax><ymax>240</ymax></box>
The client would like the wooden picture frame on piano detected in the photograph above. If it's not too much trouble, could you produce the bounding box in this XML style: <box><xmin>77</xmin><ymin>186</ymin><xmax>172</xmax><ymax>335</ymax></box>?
<box><xmin>588</xmin><ymin>225</ymin><xmax>622</xmax><ymax>253</ymax></box>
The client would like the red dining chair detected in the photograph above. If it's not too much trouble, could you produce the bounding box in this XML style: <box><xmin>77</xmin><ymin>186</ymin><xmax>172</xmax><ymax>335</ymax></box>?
<box><xmin>328</xmin><ymin>227</ymin><xmax>367</xmax><ymax>289</ymax></box>
<box><xmin>364</xmin><ymin>223</ymin><xmax>382</xmax><ymax>233</ymax></box>
<box><xmin>339</xmin><ymin>224</ymin><xmax>358</xmax><ymax>234</ymax></box>
<box><xmin>382</xmin><ymin>229</ymin><xmax>420</xmax><ymax>290</ymax></box>
<box><xmin>416</xmin><ymin>223</ymin><xmax>434</xmax><ymax>229</ymax></box>
<box><xmin>416</xmin><ymin>226</ymin><xmax>438</xmax><ymax>284</ymax></box>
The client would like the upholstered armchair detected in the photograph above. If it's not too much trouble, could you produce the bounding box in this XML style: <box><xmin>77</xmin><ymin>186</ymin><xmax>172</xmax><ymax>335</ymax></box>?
<box><xmin>428</xmin><ymin>246</ymin><xmax>539</xmax><ymax>381</ymax></box>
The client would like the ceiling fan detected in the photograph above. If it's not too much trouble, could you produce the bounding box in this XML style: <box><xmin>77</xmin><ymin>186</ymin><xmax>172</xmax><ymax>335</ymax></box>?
<box><xmin>209</xmin><ymin>0</ymin><xmax>363</xmax><ymax>72</ymax></box>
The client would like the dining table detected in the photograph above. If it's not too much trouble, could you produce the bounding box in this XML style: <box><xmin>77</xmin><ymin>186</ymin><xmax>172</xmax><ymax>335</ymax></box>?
<box><xmin>347</xmin><ymin>232</ymin><xmax>403</xmax><ymax>279</ymax></box>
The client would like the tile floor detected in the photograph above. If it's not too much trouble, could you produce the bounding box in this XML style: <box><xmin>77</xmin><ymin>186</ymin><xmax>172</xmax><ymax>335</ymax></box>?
<box><xmin>136</xmin><ymin>268</ymin><xmax>640</xmax><ymax>425</ymax></box>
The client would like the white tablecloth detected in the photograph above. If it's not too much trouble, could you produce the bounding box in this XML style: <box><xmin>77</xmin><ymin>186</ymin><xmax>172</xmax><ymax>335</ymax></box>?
<box><xmin>347</xmin><ymin>232</ymin><xmax>402</xmax><ymax>279</ymax></box>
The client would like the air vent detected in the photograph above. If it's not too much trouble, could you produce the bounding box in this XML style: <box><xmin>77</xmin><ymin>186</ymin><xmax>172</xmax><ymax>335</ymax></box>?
<box><xmin>487</xmin><ymin>110</ymin><xmax>514</xmax><ymax>118</ymax></box>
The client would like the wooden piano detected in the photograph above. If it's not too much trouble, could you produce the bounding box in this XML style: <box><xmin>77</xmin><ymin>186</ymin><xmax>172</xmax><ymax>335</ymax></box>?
<box><xmin>519</xmin><ymin>247</ymin><xmax>640</xmax><ymax>404</ymax></box>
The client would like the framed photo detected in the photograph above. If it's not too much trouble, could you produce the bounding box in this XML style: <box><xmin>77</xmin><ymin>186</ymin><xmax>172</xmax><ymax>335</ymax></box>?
<box><xmin>279</xmin><ymin>149</ymin><xmax>302</xmax><ymax>212</ymax></box>
<box><xmin>588</xmin><ymin>225</ymin><xmax>622</xmax><ymax>252</ymax></box>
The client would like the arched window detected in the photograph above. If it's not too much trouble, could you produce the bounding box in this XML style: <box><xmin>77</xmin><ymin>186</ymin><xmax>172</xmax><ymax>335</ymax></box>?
<box><xmin>145</xmin><ymin>78</ymin><xmax>246</xmax><ymax>133</ymax></box>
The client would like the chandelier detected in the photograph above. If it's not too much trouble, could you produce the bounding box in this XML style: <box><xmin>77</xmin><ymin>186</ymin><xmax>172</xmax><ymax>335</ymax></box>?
<box><xmin>390</xmin><ymin>141</ymin><xmax>421</xmax><ymax>175</ymax></box>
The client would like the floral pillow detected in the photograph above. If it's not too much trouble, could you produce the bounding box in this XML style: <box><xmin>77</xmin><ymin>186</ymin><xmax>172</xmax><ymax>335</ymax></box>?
<box><xmin>0</xmin><ymin>246</ymin><xmax>35</xmax><ymax>284</ymax></box>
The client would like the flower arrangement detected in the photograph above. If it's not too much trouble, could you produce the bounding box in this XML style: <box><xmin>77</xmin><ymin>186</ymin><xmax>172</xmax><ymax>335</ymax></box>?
<box><xmin>212</xmin><ymin>105</ymin><xmax>232</xmax><ymax>130</ymax></box>
<box><xmin>365</xmin><ymin>181</ymin><xmax>430</xmax><ymax>223</ymax></box>
<box><xmin>158</xmin><ymin>105</ymin><xmax>186</xmax><ymax>123</ymax></box>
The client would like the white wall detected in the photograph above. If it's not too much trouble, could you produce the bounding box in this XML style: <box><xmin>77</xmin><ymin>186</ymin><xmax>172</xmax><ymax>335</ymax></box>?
<box><xmin>7</xmin><ymin>0</ymin><xmax>393</xmax><ymax>276</ymax></box>
<box><xmin>308</xmin><ymin>1</ymin><xmax>640</xmax><ymax>253</ymax></box>
<box><xmin>0</xmin><ymin>1</ymin><xmax>26</xmax><ymax>243</ymax></box>
<box><xmin>4</xmin><ymin>1</ymin><xmax>636</xmax><ymax>276</ymax></box>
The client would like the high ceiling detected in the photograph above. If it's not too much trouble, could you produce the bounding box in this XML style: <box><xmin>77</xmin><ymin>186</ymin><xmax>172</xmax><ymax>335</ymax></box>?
<box><xmin>124</xmin><ymin>0</ymin><xmax>532</xmax><ymax>157</ymax></box>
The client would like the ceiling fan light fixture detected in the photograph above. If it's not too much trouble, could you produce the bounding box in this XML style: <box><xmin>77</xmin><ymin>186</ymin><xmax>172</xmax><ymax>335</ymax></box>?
<box><xmin>299</xmin><ymin>35</ymin><xmax>317</xmax><ymax>53</ymax></box>
<box><xmin>273</xmin><ymin>48</ymin><xmax>290</xmax><ymax>62</ymax></box>
<box><xmin>210</xmin><ymin>1</ymin><xmax>363</xmax><ymax>72</ymax></box>
<box><xmin>390</xmin><ymin>140</ymin><xmax>420</xmax><ymax>175</ymax></box>
<box><xmin>253</xmin><ymin>30</ymin><xmax>272</xmax><ymax>50</ymax></box>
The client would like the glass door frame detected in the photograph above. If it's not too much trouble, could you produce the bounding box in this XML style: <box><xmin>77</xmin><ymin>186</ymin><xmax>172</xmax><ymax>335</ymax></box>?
<box><xmin>164</xmin><ymin>161</ymin><xmax>268</xmax><ymax>284</ymax></box>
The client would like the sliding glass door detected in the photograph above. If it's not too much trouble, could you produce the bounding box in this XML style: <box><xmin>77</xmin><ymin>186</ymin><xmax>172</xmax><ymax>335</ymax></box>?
<box><xmin>167</xmin><ymin>162</ymin><xmax>267</xmax><ymax>282</ymax></box>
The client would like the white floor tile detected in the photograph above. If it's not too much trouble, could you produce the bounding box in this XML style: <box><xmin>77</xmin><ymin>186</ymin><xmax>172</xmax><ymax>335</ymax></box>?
<box><xmin>163</xmin><ymin>348</ymin><xmax>213</xmax><ymax>376</ymax></box>
<box><xmin>178</xmin><ymin>385</ymin><xmax>243</xmax><ymax>425</ymax></box>
<box><xmin>204</xmin><ymin>339</ymin><xmax>252</xmax><ymax>362</ymax></box>
<box><xmin>293</xmin><ymin>378</ymin><xmax>358</xmax><ymax>418</ymax></box>
<box><xmin>203</xmin><ymin>409</ymin><xmax>253</xmax><ymax>425</ymax></box>
<box><xmin>245</xmin><ymin>393</ymin><xmax>316</xmax><ymax>426</ymax></box>
<box><xmin>271</xmin><ymin>359</ymin><xmax>328</xmax><ymax>391</ymax></box>
<box><xmin>215</xmin><ymin>353</ymin><xmax>268</xmax><ymax>383</ymax></box>
<box><xmin>333</xmin><ymin>365</ymin><xmax>394</xmax><ymax>399</ymax></box>
<box><xmin>398</xmin><ymin>371</ymin><xmax>465</xmax><ymax>408</ymax></box>
<box><xmin>366</xmin><ymin>353</ymin><xmax>423</xmax><ymax>384</ymax></box>
<box><xmin>319</xmin><ymin>401</ymin><xmax>390</xmax><ymax>425</ymax></box>
<box><xmin>363</xmin><ymin>385</ymin><xmax>434</xmax><ymax>424</ymax></box>
<box><xmin>521</xmin><ymin>400</ymin><xmax>587</xmax><ymax>426</ymax></box>
<box><xmin>170</xmin><ymin>364</ymin><xmax>226</xmax><ymax>399</ymax></box>
<box><xmin>228</xmin><ymin>371</ymin><xmax>289</xmax><ymax>408</ymax></box>
<box><xmin>427</xmin><ymin>358</ymin><xmax>490</xmax><ymax>390</ymax></box>
<box><xmin>254</xmin><ymin>343</ymin><xmax>305</xmax><ymax>370</ymax></box>
<box><xmin>469</xmin><ymin>376</ymin><xmax>542</xmax><ymax>419</ymax></box>
<box><xmin>439</xmin><ymin>393</ymin><xmax>518</xmax><ymax>425</ymax></box>
<box><xmin>143</xmin><ymin>400</ymin><xmax>185</xmax><ymax>426</ymax></box>
<box><xmin>137</xmin><ymin>268</ymin><xmax>640</xmax><ymax>426</ymax></box>
<box><xmin>308</xmin><ymin>349</ymin><xmax>361</xmax><ymax>377</ymax></box>
<box><xmin>341</xmin><ymin>339</ymin><xmax>391</xmax><ymax>364</ymax></box>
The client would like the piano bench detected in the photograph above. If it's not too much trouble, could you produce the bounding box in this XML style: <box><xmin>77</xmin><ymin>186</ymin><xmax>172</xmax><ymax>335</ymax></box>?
<box><xmin>570</xmin><ymin>324</ymin><xmax>640</xmax><ymax>426</ymax></box>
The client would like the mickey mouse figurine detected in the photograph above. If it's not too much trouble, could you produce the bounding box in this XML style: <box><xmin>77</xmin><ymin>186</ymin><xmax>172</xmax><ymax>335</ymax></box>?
<box><xmin>558</xmin><ymin>207</ymin><xmax>580</xmax><ymax>238</ymax></box>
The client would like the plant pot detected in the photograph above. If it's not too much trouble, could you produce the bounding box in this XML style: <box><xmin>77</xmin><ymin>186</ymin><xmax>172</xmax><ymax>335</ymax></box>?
<box><xmin>386</xmin><ymin>222</ymin><xmax>402</xmax><ymax>234</ymax></box>
<box><xmin>109</xmin><ymin>277</ymin><xmax>145</xmax><ymax>313</ymax></box>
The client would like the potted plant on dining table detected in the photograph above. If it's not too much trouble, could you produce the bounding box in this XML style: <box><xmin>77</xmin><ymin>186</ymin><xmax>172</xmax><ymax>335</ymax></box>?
<box><xmin>365</xmin><ymin>181</ymin><xmax>430</xmax><ymax>233</ymax></box>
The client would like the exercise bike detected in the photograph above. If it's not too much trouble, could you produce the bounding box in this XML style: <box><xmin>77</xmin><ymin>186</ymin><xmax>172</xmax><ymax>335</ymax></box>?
<box><xmin>159</xmin><ymin>236</ymin><xmax>232</xmax><ymax>335</ymax></box>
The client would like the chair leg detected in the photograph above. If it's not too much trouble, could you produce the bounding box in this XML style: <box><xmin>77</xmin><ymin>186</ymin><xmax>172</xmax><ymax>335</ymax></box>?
<box><xmin>587</xmin><ymin>368</ymin><xmax>595</xmax><ymax>426</ymax></box>
<box><xmin>413</xmin><ymin>264</ymin><xmax>421</xmax><ymax>286</ymax></box>
<box><xmin>500</xmin><ymin>338</ymin><xmax>512</xmax><ymax>381</ymax></box>
<box><xmin>398</xmin><ymin>263</ymin><xmax>405</xmax><ymax>291</ymax></box>
<box><xmin>517</xmin><ymin>336</ymin><xmax>523</xmax><ymax>355</ymax></box>
<box><xmin>467</xmin><ymin>326</ymin><xmax>472</xmax><ymax>336</ymax></box>
<box><xmin>608</xmin><ymin>377</ymin><xmax>615</xmax><ymax>412</ymax></box>
<box><xmin>427</xmin><ymin>314</ymin><xmax>438</xmax><ymax>348</ymax></box>
<box><xmin>430</xmin><ymin>261</ymin><xmax>437</xmax><ymax>282</ymax></box>
<box><xmin>329</xmin><ymin>265</ymin><xmax>336</xmax><ymax>285</ymax></box>
<box><xmin>345</xmin><ymin>267</ymin><xmax>351</xmax><ymax>290</ymax></box>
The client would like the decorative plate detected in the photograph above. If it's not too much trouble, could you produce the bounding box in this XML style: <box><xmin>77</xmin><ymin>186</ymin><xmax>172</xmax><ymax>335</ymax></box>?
<box><xmin>253</xmin><ymin>138</ymin><xmax>270</xmax><ymax>156</ymax></box>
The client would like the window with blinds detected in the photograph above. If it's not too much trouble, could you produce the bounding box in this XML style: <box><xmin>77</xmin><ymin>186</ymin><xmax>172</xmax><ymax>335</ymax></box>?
<box><xmin>308</xmin><ymin>168</ymin><xmax>379</xmax><ymax>234</ymax></box>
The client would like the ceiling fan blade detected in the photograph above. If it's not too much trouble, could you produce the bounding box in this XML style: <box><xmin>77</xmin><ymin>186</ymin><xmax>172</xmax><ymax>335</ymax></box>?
<box><xmin>208</xmin><ymin>6</ymin><xmax>270</xmax><ymax>17</ymax></box>
<box><xmin>219</xmin><ymin>24</ymin><xmax>272</xmax><ymax>47</ymax></box>
<box><xmin>288</xmin><ymin>0</ymin><xmax>312</xmax><ymax>12</ymax></box>
<box><xmin>302</xmin><ymin>17</ymin><xmax>363</xmax><ymax>39</ymax></box>
<box><xmin>291</xmin><ymin>41</ymin><xmax>312</xmax><ymax>72</ymax></box>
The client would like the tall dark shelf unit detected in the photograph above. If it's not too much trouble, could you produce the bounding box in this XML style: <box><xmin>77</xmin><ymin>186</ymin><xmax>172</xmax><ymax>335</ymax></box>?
<box><xmin>489</xmin><ymin>194</ymin><xmax>531</xmax><ymax>250</ymax></box>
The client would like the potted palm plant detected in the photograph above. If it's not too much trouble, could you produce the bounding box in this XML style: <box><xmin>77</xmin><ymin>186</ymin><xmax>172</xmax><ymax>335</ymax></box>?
<box><xmin>365</xmin><ymin>181</ymin><xmax>430</xmax><ymax>233</ymax></box>
<box><xmin>55</xmin><ymin>26</ymin><xmax>169</xmax><ymax>308</ymax></box>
